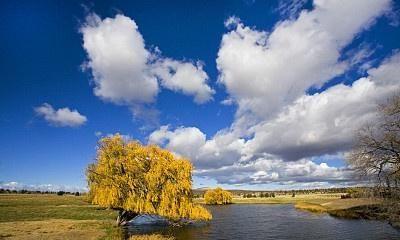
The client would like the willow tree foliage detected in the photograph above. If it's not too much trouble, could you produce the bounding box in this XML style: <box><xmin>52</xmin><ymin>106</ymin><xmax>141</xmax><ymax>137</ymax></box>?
<box><xmin>86</xmin><ymin>134</ymin><xmax>212</xmax><ymax>225</ymax></box>
<box><xmin>204</xmin><ymin>187</ymin><xmax>233</xmax><ymax>205</ymax></box>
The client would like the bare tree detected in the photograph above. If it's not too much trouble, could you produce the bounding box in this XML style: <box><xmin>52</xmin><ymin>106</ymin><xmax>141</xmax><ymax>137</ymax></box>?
<box><xmin>348</xmin><ymin>95</ymin><xmax>400</xmax><ymax>198</ymax></box>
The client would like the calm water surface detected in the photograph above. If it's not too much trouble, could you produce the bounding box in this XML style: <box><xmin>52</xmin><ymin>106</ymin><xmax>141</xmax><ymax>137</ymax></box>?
<box><xmin>125</xmin><ymin>204</ymin><xmax>400</xmax><ymax>240</ymax></box>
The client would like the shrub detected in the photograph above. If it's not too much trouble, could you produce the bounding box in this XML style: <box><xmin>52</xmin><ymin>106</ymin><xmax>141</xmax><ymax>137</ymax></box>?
<box><xmin>341</xmin><ymin>194</ymin><xmax>351</xmax><ymax>199</ymax></box>
<box><xmin>204</xmin><ymin>187</ymin><xmax>233</xmax><ymax>205</ymax></box>
<box><xmin>57</xmin><ymin>191</ymin><xmax>65</xmax><ymax>196</ymax></box>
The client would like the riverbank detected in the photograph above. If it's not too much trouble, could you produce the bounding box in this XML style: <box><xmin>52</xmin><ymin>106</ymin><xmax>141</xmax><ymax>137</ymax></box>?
<box><xmin>294</xmin><ymin>198</ymin><xmax>381</xmax><ymax>213</ymax></box>
<box><xmin>197</xmin><ymin>194</ymin><xmax>400</xmax><ymax>229</ymax></box>
<box><xmin>194</xmin><ymin>193</ymin><xmax>345</xmax><ymax>205</ymax></box>
<box><xmin>293</xmin><ymin>198</ymin><xmax>400</xmax><ymax>228</ymax></box>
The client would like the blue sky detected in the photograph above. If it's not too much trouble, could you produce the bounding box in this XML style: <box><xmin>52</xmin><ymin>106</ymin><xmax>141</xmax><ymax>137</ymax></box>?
<box><xmin>1</xmin><ymin>0</ymin><xmax>400</xmax><ymax>191</ymax></box>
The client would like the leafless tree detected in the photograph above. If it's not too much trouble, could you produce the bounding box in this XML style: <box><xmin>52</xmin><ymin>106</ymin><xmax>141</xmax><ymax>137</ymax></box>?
<box><xmin>348</xmin><ymin>95</ymin><xmax>400</xmax><ymax>198</ymax></box>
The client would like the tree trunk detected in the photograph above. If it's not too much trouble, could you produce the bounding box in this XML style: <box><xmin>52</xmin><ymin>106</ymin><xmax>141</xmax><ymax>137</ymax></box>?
<box><xmin>116</xmin><ymin>209</ymin><xmax>138</xmax><ymax>226</ymax></box>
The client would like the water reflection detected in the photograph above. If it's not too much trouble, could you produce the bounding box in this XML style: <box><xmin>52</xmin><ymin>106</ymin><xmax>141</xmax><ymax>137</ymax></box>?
<box><xmin>124</xmin><ymin>204</ymin><xmax>400</xmax><ymax>240</ymax></box>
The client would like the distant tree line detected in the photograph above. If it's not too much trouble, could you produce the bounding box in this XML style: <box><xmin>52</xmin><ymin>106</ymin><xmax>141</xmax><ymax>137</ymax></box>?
<box><xmin>193</xmin><ymin>187</ymin><xmax>378</xmax><ymax>199</ymax></box>
<box><xmin>0</xmin><ymin>188</ymin><xmax>82</xmax><ymax>196</ymax></box>
<box><xmin>243</xmin><ymin>193</ymin><xmax>256</xmax><ymax>198</ymax></box>
<box><xmin>243</xmin><ymin>192</ymin><xmax>276</xmax><ymax>198</ymax></box>
<box><xmin>230</xmin><ymin>187</ymin><xmax>354</xmax><ymax>198</ymax></box>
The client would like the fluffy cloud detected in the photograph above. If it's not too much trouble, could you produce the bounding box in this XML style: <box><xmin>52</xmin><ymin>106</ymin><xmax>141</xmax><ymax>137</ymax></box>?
<box><xmin>35</xmin><ymin>103</ymin><xmax>87</xmax><ymax>127</ymax></box>
<box><xmin>81</xmin><ymin>14</ymin><xmax>158</xmax><ymax>104</ymax></box>
<box><xmin>277</xmin><ymin>0</ymin><xmax>308</xmax><ymax>19</ymax></box>
<box><xmin>245</xmin><ymin>53</ymin><xmax>400</xmax><ymax>161</ymax></box>
<box><xmin>228</xmin><ymin>52</ymin><xmax>398</xmax><ymax>184</ymax></box>
<box><xmin>195</xmin><ymin>157</ymin><xmax>351</xmax><ymax>185</ymax></box>
<box><xmin>149</xmin><ymin>126</ymin><xmax>245</xmax><ymax>169</ymax></box>
<box><xmin>149</xmin><ymin>126</ymin><xmax>206</xmax><ymax>159</ymax></box>
<box><xmin>80</xmin><ymin>13</ymin><xmax>214</xmax><ymax>109</ymax></box>
<box><xmin>0</xmin><ymin>181</ymin><xmax>87</xmax><ymax>192</ymax></box>
<box><xmin>148</xmin><ymin>1</ymin><xmax>398</xmax><ymax>187</ymax></box>
<box><xmin>367</xmin><ymin>50</ymin><xmax>400</xmax><ymax>86</ymax></box>
<box><xmin>153</xmin><ymin>59</ymin><xmax>215</xmax><ymax>104</ymax></box>
<box><xmin>149</xmin><ymin>56</ymin><xmax>399</xmax><ymax>185</ymax></box>
<box><xmin>217</xmin><ymin>0</ymin><xmax>390</xmax><ymax>119</ymax></box>
<box><xmin>148</xmin><ymin>124</ymin><xmax>353</xmax><ymax>185</ymax></box>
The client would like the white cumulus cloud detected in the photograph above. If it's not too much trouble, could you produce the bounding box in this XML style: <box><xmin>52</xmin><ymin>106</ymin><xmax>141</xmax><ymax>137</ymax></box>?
<box><xmin>149</xmin><ymin>126</ymin><xmax>247</xmax><ymax>169</ymax></box>
<box><xmin>0</xmin><ymin>181</ymin><xmax>87</xmax><ymax>192</ymax></box>
<box><xmin>195</xmin><ymin>157</ymin><xmax>352</xmax><ymax>185</ymax></box>
<box><xmin>153</xmin><ymin>59</ymin><xmax>215</xmax><ymax>104</ymax></box>
<box><xmin>217</xmin><ymin>0</ymin><xmax>390</xmax><ymax>120</ymax></box>
<box><xmin>245</xmin><ymin>52</ymin><xmax>400</xmax><ymax>161</ymax></box>
<box><xmin>35</xmin><ymin>103</ymin><xmax>87</xmax><ymax>127</ymax></box>
<box><xmin>81</xmin><ymin>14</ymin><xmax>158</xmax><ymax>104</ymax></box>
<box><xmin>80</xmin><ymin>13</ymin><xmax>214</xmax><ymax>113</ymax></box>
<box><xmin>148</xmin><ymin>52</ymin><xmax>400</xmax><ymax>186</ymax></box>
<box><xmin>148</xmin><ymin>0</ymin><xmax>397</xmax><ymax>187</ymax></box>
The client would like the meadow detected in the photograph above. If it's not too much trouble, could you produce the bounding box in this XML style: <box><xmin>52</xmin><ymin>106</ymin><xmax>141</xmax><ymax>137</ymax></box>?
<box><xmin>0</xmin><ymin>193</ymin><xmax>379</xmax><ymax>239</ymax></box>
<box><xmin>0</xmin><ymin>194</ymin><xmax>122</xmax><ymax>239</ymax></box>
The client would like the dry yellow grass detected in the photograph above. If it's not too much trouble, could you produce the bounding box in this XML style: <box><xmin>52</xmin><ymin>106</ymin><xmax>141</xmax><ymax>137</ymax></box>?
<box><xmin>295</xmin><ymin>202</ymin><xmax>328</xmax><ymax>213</ymax></box>
<box><xmin>0</xmin><ymin>194</ymin><xmax>122</xmax><ymax>240</ymax></box>
<box><xmin>321</xmin><ymin>198</ymin><xmax>381</xmax><ymax>210</ymax></box>
<box><xmin>294</xmin><ymin>198</ymin><xmax>381</xmax><ymax>214</ymax></box>
<box><xmin>129</xmin><ymin>234</ymin><xmax>174</xmax><ymax>240</ymax></box>
<box><xmin>0</xmin><ymin>219</ymin><xmax>113</xmax><ymax>240</ymax></box>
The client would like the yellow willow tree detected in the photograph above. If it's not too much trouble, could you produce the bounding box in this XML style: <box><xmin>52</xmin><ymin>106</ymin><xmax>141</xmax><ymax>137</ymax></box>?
<box><xmin>204</xmin><ymin>187</ymin><xmax>233</xmax><ymax>205</ymax></box>
<box><xmin>86</xmin><ymin>134</ymin><xmax>212</xmax><ymax>225</ymax></box>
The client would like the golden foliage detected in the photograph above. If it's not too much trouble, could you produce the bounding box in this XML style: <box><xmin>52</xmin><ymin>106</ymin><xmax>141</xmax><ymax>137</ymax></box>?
<box><xmin>204</xmin><ymin>187</ymin><xmax>233</xmax><ymax>205</ymax></box>
<box><xmin>86</xmin><ymin>134</ymin><xmax>211</xmax><ymax>221</ymax></box>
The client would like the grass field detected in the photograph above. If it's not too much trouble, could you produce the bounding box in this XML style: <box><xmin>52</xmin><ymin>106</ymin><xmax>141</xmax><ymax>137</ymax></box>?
<box><xmin>0</xmin><ymin>194</ymin><xmax>122</xmax><ymax>240</ymax></box>
<box><xmin>294</xmin><ymin>198</ymin><xmax>381</xmax><ymax>214</ymax></box>
<box><xmin>0</xmin><ymin>194</ymin><xmax>117</xmax><ymax>222</ymax></box>
<box><xmin>0</xmin><ymin>193</ymin><xmax>379</xmax><ymax>239</ymax></box>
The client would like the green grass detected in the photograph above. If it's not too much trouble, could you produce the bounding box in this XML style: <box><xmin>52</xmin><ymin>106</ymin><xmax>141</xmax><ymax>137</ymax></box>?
<box><xmin>0</xmin><ymin>194</ymin><xmax>177</xmax><ymax>239</ymax></box>
<box><xmin>0</xmin><ymin>194</ymin><xmax>120</xmax><ymax>239</ymax></box>
<box><xmin>0</xmin><ymin>194</ymin><xmax>116</xmax><ymax>222</ymax></box>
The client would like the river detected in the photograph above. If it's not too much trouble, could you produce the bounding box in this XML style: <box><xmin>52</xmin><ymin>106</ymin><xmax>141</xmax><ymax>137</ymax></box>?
<box><xmin>125</xmin><ymin>204</ymin><xmax>400</xmax><ymax>239</ymax></box>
